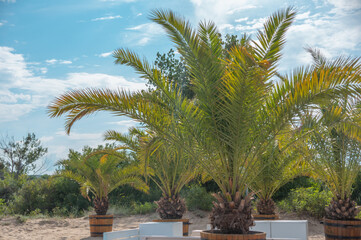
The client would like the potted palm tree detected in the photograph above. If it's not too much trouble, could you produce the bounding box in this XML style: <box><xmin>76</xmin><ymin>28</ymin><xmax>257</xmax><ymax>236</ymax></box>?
<box><xmin>104</xmin><ymin>127</ymin><xmax>197</xmax><ymax>236</ymax></box>
<box><xmin>48</xmin><ymin>8</ymin><xmax>361</xmax><ymax>239</ymax></box>
<box><xmin>303</xmin><ymin>105</ymin><xmax>361</xmax><ymax>238</ymax></box>
<box><xmin>60</xmin><ymin>149</ymin><xmax>148</xmax><ymax>237</ymax></box>
<box><xmin>250</xmin><ymin>138</ymin><xmax>309</xmax><ymax>220</ymax></box>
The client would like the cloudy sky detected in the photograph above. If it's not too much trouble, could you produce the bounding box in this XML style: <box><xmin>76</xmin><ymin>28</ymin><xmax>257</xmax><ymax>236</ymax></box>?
<box><xmin>1</xmin><ymin>0</ymin><xmax>360</xmax><ymax>173</ymax></box>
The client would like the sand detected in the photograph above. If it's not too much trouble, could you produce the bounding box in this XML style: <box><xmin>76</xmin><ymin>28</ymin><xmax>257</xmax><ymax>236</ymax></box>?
<box><xmin>0</xmin><ymin>211</ymin><xmax>325</xmax><ymax>240</ymax></box>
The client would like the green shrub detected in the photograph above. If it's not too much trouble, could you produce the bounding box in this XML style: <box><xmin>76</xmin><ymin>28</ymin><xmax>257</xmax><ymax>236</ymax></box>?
<box><xmin>10</xmin><ymin>177</ymin><xmax>90</xmax><ymax>215</ymax></box>
<box><xmin>109</xmin><ymin>181</ymin><xmax>162</xmax><ymax>206</ymax></box>
<box><xmin>273</xmin><ymin>176</ymin><xmax>322</xmax><ymax>201</ymax></box>
<box><xmin>11</xmin><ymin>179</ymin><xmax>50</xmax><ymax>215</ymax></box>
<box><xmin>131</xmin><ymin>202</ymin><xmax>157</xmax><ymax>215</ymax></box>
<box><xmin>184</xmin><ymin>184</ymin><xmax>214</xmax><ymax>211</ymax></box>
<box><xmin>0</xmin><ymin>198</ymin><xmax>6</xmax><ymax>215</ymax></box>
<box><xmin>278</xmin><ymin>187</ymin><xmax>332</xmax><ymax>219</ymax></box>
<box><xmin>352</xmin><ymin>171</ymin><xmax>361</xmax><ymax>205</ymax></box>
<box><xmin>0</xmin><ymin>173</ymin><xmax>27</xmax><ymax>202</ymax></box>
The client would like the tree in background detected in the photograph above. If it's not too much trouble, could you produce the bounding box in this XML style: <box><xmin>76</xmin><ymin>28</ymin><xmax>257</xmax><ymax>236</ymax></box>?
<box><xmin>0</xmin><ymin>133</ymin><xmax>47</xmax><ymax>179</ymax></box>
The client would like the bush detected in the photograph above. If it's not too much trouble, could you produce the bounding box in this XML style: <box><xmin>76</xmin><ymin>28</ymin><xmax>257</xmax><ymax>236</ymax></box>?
<box><xmin>10</xmin><ymin>177</ymin><xmax>90</xmax><ymax>216</ymax></box>
<box><xmin>109</xmin><ymin>181</ymin><xmax>162</xmax><ymax>206</ymax></box>
<box><xmin>352</xmin><ymin>171</ymin><xmax>361</xmax><ymax>205</ymax></box>
<box><xmin>183</xmin><ymin>184</ymin><xmax>214</xmax><ymax>211</ymax></box>
<box><xmin>0</xmin><ymin>198</ymin><xmax>6</xmax><ymax>215</ymax></box>
<box><xmin>278</xmin><ymin>187</ymin><xmax>332</xmax><ymax>219</ymax></box>
<box><xmin>0</xmin><ymin>173</ymin><xmax>27</xmax><ymax>202</ymax></box>
<box><xmin>131</xmin><ymin>202</ymin><xmax>157</xmax><ymax>215</ymax></box>
<box><xmin>273</xmin><ymin>176</ymin><xmax>322</xmax><ymax>201</ymax></box>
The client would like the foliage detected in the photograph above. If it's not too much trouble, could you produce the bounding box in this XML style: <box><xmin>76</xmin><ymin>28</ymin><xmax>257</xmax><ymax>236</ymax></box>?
<box><xmin>0</xmin><ymin>172</ymin><xmax>27</xmax><ymax>202</ymax></box>
<box><xmin>1</xmin><ymin>174</ymin><xmax>90</xmax><ymax>216</ymax></box>
<box><xmin>273</xmin><ymin>176</ymin><xmax>320</xmax><ymax>201</ymax></box>
<box><xmin>131</xmin><ymin>201</ymin><xmax>157</xmax><ymax>215</ymax></box>
<box><xmin>0</xmin><ymin>198</ymin><xmax>6</xmax><ymax>215</ymax></box>
<box><xmin>352</xmin><ymin>171</ymin><xmax>361</xmax><ymax>204</ymax></box>
<box><xmin>59</xmin><ymin>149</ymin><xmax>148</xmax><ymax>215</ymax></box>
<box><xmin>250</xmin><ymin>138</ymin><xmax>309</xmax><ymax>214</ymax></box>
<box><xmin>278</xmin><ymin>187</ymin><xmax>332</xmax><ymax>219</ymax></box>
<box><xmin>0</xmin><ymin>133</ymin><xmax>48</xmax><ymax>178</ymax></box>
<box><xmin>105</xmin><ymin>127</ymin><xmax>197</xmax><ymax>219</ymax></box>
<box><xmin>153</xmin><ymin>49</ymin><xmax>193</xmax><ymax>99</ymax></box>
<box><xmin>109</xmin><ymin>181</ymin><xmax>162</xmax><ymax>206</ymax></box>
<box><xmin>183</xmin><ymin>184</ymin><xmax>214</xmax><ymax>211</ymax></box>
<box><xmin>47</xmin><ymin>7</ymin><xmax>361</xmax><ymax>233</ymax></box>
<box><xmin>11</xmin><ymin>178</ymin><xmax>51</xmax><ymax>215</ymax></box>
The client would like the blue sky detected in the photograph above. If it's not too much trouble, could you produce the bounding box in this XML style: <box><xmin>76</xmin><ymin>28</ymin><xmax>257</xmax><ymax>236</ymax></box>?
<box><xmin>1</xmin><ymin>0</ymin><xmax>361</xmax><ymax>174</ymax></box>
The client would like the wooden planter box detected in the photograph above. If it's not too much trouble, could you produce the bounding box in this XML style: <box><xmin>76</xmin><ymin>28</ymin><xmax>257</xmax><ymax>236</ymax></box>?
<box><xmin>89</xmin><ymin>214</ymin><xmax>113</xmax><ymax>237</ymax></box>
<box><xmin>200</xmin><ymin>230</ymin><xmax>266</xmax><ymax>240</ymax></box>
<box><xmin>324</xmin><ymin>218</ymin><xmax>361</xmax><ymax>240</ymax></box>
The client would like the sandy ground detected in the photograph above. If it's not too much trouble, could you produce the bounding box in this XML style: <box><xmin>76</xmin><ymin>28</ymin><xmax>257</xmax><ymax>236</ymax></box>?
<box><xmin>0</xmin><ymin>211</ymin><xmax>325</xmax><ymax>240</ymax></box>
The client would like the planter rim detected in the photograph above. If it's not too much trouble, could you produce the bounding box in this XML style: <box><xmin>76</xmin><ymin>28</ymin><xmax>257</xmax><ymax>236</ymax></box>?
<box><xmin>153</xmin><ymin>218</ymin><xmax>189</xmax><ymax>221</ymax></box>
<box><xmin>323</xmin><ymin>217</ymin><xmax>361</xmax><ymax>223</ymax></box>
<box><xmin>89</xmin><ymin>214</ymin><xmax>113</xmax><ymax>217</ymax></box>
<box><xmin>201</xmin><ymin>230</ymin><xmax>266</xmax><ymax>236</ymax></box>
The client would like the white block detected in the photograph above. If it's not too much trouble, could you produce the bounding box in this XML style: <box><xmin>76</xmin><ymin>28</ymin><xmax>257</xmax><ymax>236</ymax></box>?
<box><xmin>271</xmin><ymin>220</ymin><xmax>308</xmax><ymax>240</ymax></box>
<box><xmin>250</xmin><ymin>221</ymin><xmax>271</xmax><ymax>238</ymax></box>
<box><xmin>139</xmin><ymin>222</ymin><xmax>183</xmax><ymax>237</ymax></box>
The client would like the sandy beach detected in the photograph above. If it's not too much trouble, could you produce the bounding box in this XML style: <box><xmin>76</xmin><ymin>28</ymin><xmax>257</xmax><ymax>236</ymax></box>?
<box><xmin>0</xmin><ymin>211</ymin><xmax>325</xmax><ymax>240</ymax></box>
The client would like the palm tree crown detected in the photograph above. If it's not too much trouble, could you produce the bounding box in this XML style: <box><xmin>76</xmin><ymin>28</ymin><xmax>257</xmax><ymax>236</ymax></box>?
<box><xmin>48</xmin><ymin>7</ymin><xmax>361</xmax><ymax>232</ymax></box>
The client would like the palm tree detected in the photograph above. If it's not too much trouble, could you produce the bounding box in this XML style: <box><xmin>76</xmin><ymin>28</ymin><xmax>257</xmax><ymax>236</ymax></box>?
<box><xmin>298</xmin><ymin>48</ymin><xmax>361</xmax><ymax>221</ymax></box>
<box><xmin>60</xmin><ymin>149</ymin><xmax>148</xmax><ymax>215</ymax></box>
<box><xmin>48</xmin><ymin>8</ymin><xmax>361</xmax><ymax>234</ymax></box>
<box><xmin>250</xmin><ymin>137</ymin><xmax>309</xmax><ymax>217</ymax></box>
<box><xmin>104</xmin><ymin>127</ymin><xmax>197</xmax><ymax>219</ymax></box>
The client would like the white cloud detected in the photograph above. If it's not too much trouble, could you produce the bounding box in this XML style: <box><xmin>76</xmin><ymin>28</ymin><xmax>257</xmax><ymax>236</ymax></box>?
<box><xmin>126</xmin><ymin>23</ymin><xmax>163</xmax><ymax>46</ymax></box>
<box><xmin>0</xmin><ymin>46</ymin><xmax>147</xmax><ymax>123</ymax></box>
<box><xmin>190</xmin><ymin>0</ymin><xmax>258</xmax><ymax>26</ymax></box>
<box><xmin>59</xmin><ymin>60</ymin><xmax>72</xmax><ymax>64</ymax></box>
<box><xmin>136</xmin><ymin>13</ymin><xmax>142</xmax><ymax>17</ymax></box>
<box><xmin>98</xmin><ymin>51</ymin><xmax>113</xmax><ymax>58</ymax></box>
<box><xmin>226</xmin><ymin>5</ymin><xmax>257</xmax><ymax>15</ymax></box>
<box><xmin>46</xmin><ymin>59</ymin><xmax>57</xmax><ymax>64</ymax></box>
<box><xmin>235</xmin><ymin>17</ymin><xmax>267</xmax><ymax>32</ymax></box>
<box><xmin>39</xmin><ymin>136</ymin><xmax>54</xmax><ymax>143</ymax></box>
<box><xmin>46</xmin><ymin>59</ymin><xmax>72</xmax><ymax>65</ymax></box>
<box><xmin>0</xmin><ymin>23</ymin><xmax>3</xmax><ymax>27</ymax></box>
<box><xmin>295</xmin><ymin>11</ymin><xmax>311</xmax><ymax>20</ymax></box>
<box><xmin>91</xmin><ymin>15</ymin><xmax>122</xmax><ymax>21</ymax></box>
<box><xmin>235</xmin><ymin>17</ymin><xmax>248</xmax><ymax>22</ymax></box>
<box><xmin>278</xmin><ymin>9</ymin><xmax>361</xmax><ymax>70</ymax></box>
<box><xmin>0</xmin><ymin>46</ymin><xmax>32</xmax><ymax>83</ymax></box>
<box><xmin>326</xmin><ymin>0</ymin><xmax>361</xmax><ymax>11</ymax></box>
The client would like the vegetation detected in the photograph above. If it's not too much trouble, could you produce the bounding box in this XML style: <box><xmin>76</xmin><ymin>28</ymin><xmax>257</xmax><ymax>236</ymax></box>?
<box><xmin>301</xmin><ymin>49</ymin><xmax>361</xmax><ymax>220</ymax></box>
<box><xmin>250</xmin><ymin>138</ymin><xmax>308</xmax><ymax>215</ymax></box>
<box><xmin>183</xmin><ymin>184</ymin><xmax>214</xmax><ymax>211</ymax></box>
<box><xmin>0</xmin><ymin>133</ymin><xmax>48</xmax><ymax>179</ymax></box>
<box><xmin>59</xmin><ymin>149</ymin><xmax>148</xmax><ymax>215</ymax></box>
<box><xmin>105</xmin><ymin>127</ymin><xmax>197</xmax><ymax>219</ymax></box>
<box><xmin>47</xmin><ymin>7</ymin><xmax>361</xmax><ymax>233</ymax></box>
<box><xmin>278</xmin><ymin>187</ymin><xmax>332</xmax><ymax>219</ymax></box>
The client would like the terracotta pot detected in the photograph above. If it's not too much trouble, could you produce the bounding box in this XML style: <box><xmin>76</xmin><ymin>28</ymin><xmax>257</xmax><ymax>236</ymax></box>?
<box><xmin>253</xmin><ymin>214</ymin><xmax>279</xmax><ymax>220</ymax></box>
<box><xmin>153</xmin><ymin>218</ymin><xmax>190</xmax><ymax>236</ymax></box>
<box><xmin>200</xmin><ymin>230</ymin><xmax>266</xmax><ymax>240</ymax></box>
<box><xmin>89</xmin><ymin>214</ymin><xmax>113</xmax><ymax>237</ymax></box>
<box><xmin>323</xmin><ymin>218</ymin><xmax>361</xmax><ymax>240</ymax></box>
